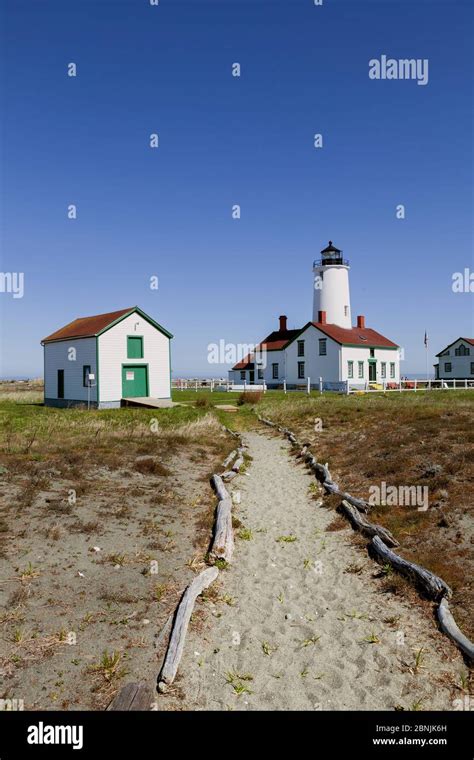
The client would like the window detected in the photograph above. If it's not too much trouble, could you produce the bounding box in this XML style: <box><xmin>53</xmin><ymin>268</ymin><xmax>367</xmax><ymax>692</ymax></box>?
<box><xmin>444</xmin><ymin>362</ymin><xmax>452</xmax><ymax>373</ymax></box>
<box><xmin>272</xmin><ymin>363</ymin><xmax>279</xmax><ymax>379</ymax></box>
<box><xmin>471</xmin><ymin>362</ymin><xmax>474</xmax><ymax>375</ymax></box>
<box><xmin>257</xmin><ymin>369</ymin><xmax>263</xmax><ymax>380</ymax></box>
<box><xmin>298</xmin><ymin>361</ymin><xmax>305</xmax><ymax>379</ymax></box>
<box><xmin>358</xmin><ymin>361</ymin><xmax>364</xmax><ymax>378</ymax></box>
<box><xmin>347</xmin><ymin>361</ymin><xmax>353</xmax><ymax>378</ymax></box>
<box><xmin>344</xmin><ymin>306</ymin><xmax>348</xmax><ymax>317</ymax></box>
<box><xmin>127</xmin><ymin>336</ymin><xmax>143</xmax><ymax>359</ymax></box>
<box><xmin>390</xmin><ymin>362</ymin><xmax>395</xmax><ymax>378</ymax></box>
<box><xmin>297</xmin><ymin>340</ymin><xmax>305</xmax><ymax>357</ymax></box>
<box><xmin>370</xmin><ymin>348</ymin><xmax>375</xmax><ymax>358</ymax></box>
<box><xmin>455</xmin><ymin>344</ymin><xmax>470</xmax><ymax>356</ymax></box>
<box><xmin>381</xmin><ymin>362</ymin><xmax>386</xmax><ymax>378</ymax></box>
<box><xmin>83</xmin><ymin>365</ymin><xmax>91</xmax><ymax>387</ymax></box>
<box><xmin>240</xmin><ymin>371</ymin><xmax>246</xmax><ymax>381</ymax></box>
<box><xmin>319</xmin><ymin>338</ymin><xmax>327</xmax><ymax>356</ymax></box>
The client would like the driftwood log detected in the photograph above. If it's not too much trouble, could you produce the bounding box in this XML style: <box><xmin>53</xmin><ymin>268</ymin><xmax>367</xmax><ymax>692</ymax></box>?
<box><xmin>210</xmin><ymin>496</ymin><xmax>234</xmax><ymax>562</ymax></box>
<box><xmin>223</xmin><ymin>426</ymin><xmax>240</xmax><ymax>438</ymax></box>
<box><xmin>437</xmin><ymin>598</ymin><xmax>474</xmax><ymax>662</ymax></box>
<box><xmin>158</xmin><ymin>566</ymin><xmax>219</xmax><ymax>692</ymax></box>
<box><xmin>210</xmin><ymin>475</ymin><xmax>234</xmax><ymax>562</ymax></box>
<box><xmin>370</xmin><ymin>536</ymin><xmax>451</xmax><ymax>600</ymax></box>
<box><xmin>212</xmin><ymin>473</ymin><xmax>229</xmax><ymax>501</ymax></box>
<box><xmin>222</xmin><ymin>449</ymin><xmax>237</xmax><ymax>469</ymax></box>
<box><xmin>339</xmin><ymin>500</ymin><xmax>399</xmax><ymax>548</ymax></box>
<box><xmin>232</xmin><ymin>448</ymin><xmax>244</xmax><ymax>473</ymax></box>
<box><xmin>339</xmin><ymin>491</ymin><xmax>370</xmax><ymax>513</ymax></box>
<box><xmin>107</xmin><ymin>681</ymin><xmax>154</xmax><ymax>711</ymax></box>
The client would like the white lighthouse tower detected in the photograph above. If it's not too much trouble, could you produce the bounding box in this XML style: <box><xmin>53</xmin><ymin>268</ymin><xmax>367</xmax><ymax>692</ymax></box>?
<box><xmin>313</xmin><ymin>241</ymin><xmax>352</xmax><ymax>328</ymax></box>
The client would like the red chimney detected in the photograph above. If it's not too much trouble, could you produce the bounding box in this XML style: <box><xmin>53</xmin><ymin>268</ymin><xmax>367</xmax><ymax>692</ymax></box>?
<box><xmin>357</xmin><ymin>315</ymin><xmax>365</xmax><ymax>329</ymax></box>
<box><xmin>279</xmin><ymin>315</ymin><xmax>287</xmax><ymax>332</ymax></box>
<box><xmin>318</xmin><ymin>310</ymin><xmax>327</xmax><ymax>324</ymax></box>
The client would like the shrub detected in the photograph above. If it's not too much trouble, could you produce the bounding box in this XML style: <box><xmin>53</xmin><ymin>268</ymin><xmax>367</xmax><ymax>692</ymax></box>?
<box><xmin>237</xmin><ymin>391</ymin><xmax>263</xmax><ymax>406</ymax></box>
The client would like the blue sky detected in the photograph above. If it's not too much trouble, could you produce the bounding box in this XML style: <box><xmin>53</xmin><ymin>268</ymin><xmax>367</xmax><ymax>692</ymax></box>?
<box><xmin>0</xmin><ymin>0</ymin><xmax>472</xmax><ymax>377</ymax></box>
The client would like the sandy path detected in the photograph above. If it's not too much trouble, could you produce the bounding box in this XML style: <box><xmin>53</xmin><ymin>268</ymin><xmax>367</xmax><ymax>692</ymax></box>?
<box><xmin>164</xmin><ymin>431</ymin><xmax>464</xmax><ymax>711</ymax></box>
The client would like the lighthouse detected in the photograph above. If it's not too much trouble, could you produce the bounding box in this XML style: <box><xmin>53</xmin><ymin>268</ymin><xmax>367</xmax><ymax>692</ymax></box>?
<box><xmin>313</xmin><ymin>241</ymin><xmax>352</xmax><ymax>328</ymax></box>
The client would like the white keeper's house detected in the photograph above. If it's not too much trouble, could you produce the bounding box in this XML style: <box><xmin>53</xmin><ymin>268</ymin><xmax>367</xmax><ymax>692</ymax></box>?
<box><xmin>41</xmin><ymin>306</ymin><xmax>172</xmax><ymax>408</ymax></box>
<box><xmin>433</xmin><ymin>337</ymin><xmax>474</xmax><ymax>380</ymax></box>
<box><xmin>229</xmin><ymin>241</ymin><xmax>401</xmax><ymax>390</ymax></box>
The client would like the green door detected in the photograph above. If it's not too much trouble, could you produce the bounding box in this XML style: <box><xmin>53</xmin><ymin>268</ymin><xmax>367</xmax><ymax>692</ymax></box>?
<box><xmin>368</xmin><ymin>361</ymin><xmax>377</xmax><ymax>382</ymax></box>
<box><xmin>122</xmin><ymin>365</ymin><xmax>148</xmax><ymax>398</ymax></box>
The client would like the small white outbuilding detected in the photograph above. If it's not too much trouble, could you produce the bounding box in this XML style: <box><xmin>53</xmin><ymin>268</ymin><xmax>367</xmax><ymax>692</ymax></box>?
<box><xmin>41</xmin><ymin>306</ymin><xmax>173</xmax><ymax>408</ymax></box>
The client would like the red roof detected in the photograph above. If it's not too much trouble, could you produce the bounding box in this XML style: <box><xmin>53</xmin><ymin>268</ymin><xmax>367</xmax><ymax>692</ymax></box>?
<box><xmin>231</xmin><ymin>328</ymin><xmax>301</xmax><ymax>370</ymax></box>
<box><xmin>311</xmin><ymin>322</ymin><xmax>398</xmax><ymax>348</ymax></box>
<box><xmin>42</xmin><ymin>308</ymin><xmax>134</xmax><ymax>343</ymax></box>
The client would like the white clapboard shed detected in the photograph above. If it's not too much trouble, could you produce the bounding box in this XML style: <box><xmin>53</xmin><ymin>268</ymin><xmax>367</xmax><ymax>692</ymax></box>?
<box><xmin>41</xmin><ymin>307</ymin><xmax>173</xmax><ymax>408</ymax></box>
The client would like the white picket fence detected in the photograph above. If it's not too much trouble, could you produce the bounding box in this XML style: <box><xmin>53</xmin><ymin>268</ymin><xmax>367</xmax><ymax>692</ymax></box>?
<box><xmin>172</xmin><ymin>377</ymin><xmax>474</xmax><ymax>395</ymax></box>
<box><xmin>347</xmin><ymin>378</ymin><xmax>474</xmax><ymax>394</ymax></box>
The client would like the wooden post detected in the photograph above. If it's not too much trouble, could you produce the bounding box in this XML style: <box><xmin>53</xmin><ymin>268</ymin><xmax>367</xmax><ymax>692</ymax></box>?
<box><xmin>307</xmin><ymin>376</ymin><xmax>311</xmax><ymax>395</ymax></box>
<box><xmin>284</xmin><ymin>380</ymin><xmax>287</xmax><ymax>394</ymax></box>
<box><xmin>211</xmin><ymin>379</ymin><xmax>214</xmax><ymax>392</ymax></box>
<box><xmin>346</xmin><ymin>380</ymin><xmax>349</xmax><ymax>396</ymax></box>
<box><xmin>195</xmin><ymin>380</ymin><xmax>198</xmax><ymax>392</ymax></box>
<box><xmin>453</xmin><ymin>378</ymin><xmax>456</xmax><ymax>390</ymax></box>
<box><xmin>263</xmin><ymin>381</ymin><xmax>266</xmax><ymax>394</ymax></box>
<box><xmin>244</xmin><ymin>379</ymin><xmax>247</xmax><ymax>391</ymax></box>
<box><xmin>319</xmin><ymin>377</ymin><xmax>323</xmax><ymax>395</ymax></box>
